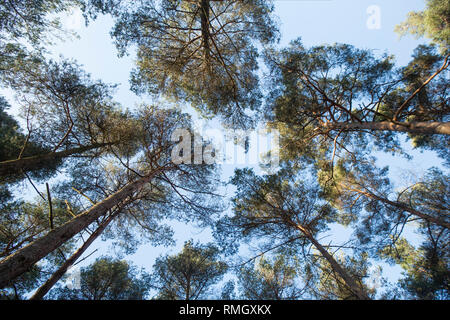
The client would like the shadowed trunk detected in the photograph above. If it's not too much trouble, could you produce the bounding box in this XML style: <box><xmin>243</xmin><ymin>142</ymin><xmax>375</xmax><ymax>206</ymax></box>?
<box><xmin>200</xmin><ymin>0</ymin><xmax>211</xmax><ymax>68</ymax></box>
<box><xmin>29</xmin><ymin>212</ymin><xmax>117</xmax><ymax>300</ymax></box>
<box><xmin>0</xmin><ymin>142</ymin><xmax>113</xmax><ymax>178</ymax></box>
<box><xmin>323</xmin><ymin>121</ymin><xmax>450</xmax><ymax>135</ymax></box>
<box><xmin>186</xmin><ymin>275</ymin><xmax>191</xmax><ymax>300</ymax></box>
<box><xmin>0</xmin><ymin>168</ymin><xmax>165</xmax><ymax>289</ymax></box>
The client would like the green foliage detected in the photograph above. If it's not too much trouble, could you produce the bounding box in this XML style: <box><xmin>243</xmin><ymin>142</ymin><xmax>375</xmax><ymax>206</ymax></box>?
<box><xmin>49</xmin><ymin>256</ymin><xmax>151</xmax><ymax>300</ymax></box>
<box><xmin>310</xmin><ymin>252</ymin><xmax>375</xmax><ymax>300</ymax></box>
<box><xmin>0</xmin><ymin>98</ymin><xmax>34</xmax><ymax>162</ymax></box>
<box><xmin>0</xmin><ymin>0</ymin><xmax>77</xmax><ymax>45</ymax></box>
<box><xmin>238</xmin><ymin>252</ymin><xmax>307</xmax><ymax>300</ymax></box>
<box><xmin>0</xmin><ymin>54</ymin><xmax>144</xmax><ymax>181</ymax></box>
<box><xmin>377</xmin><ymin>171</ymin><xmax>449</xmax><ymax>300</ymax></box>
<box><xmin>0</xmin><ymin>196</ymin><xmax>77</xmax><ymax>299</ymax></box>
<box><xmin>224</xmin><ymin>168</ymin><xmax>336</xmax><ymax>242</ymax></box>
<box><xmin>395</xmin><ymin>0</ymin><xmax>450</xmax><ymax>54</ymax></box>
<box><xmin>381</xmin><ymin>225</ymin><xmax>449</xmax><ymax>300</ymax></box>
<box><xmin>265</xmin><ymin>40</ymin><xmax>395</xmax><ymax>124</ymax></box>
<box><xmin>50</xmin><ymin>105</ymin><xmax>222</xmax><ymax>256</ymax></box>
<box><xmin>0</xmin><ymin>96</ymin><xmax>59</xmax><ymax>182</ymax></box>
<box><xmin>397</xmin><ymin>168</ymin><xmax>449</xmax><ymax>221</ymax></box>
<box><xmin>315</xmin><ymin>154</ymin><xmax>449</xmax><ymax>251</ymax></box>
<box><xmin>0</xmin><ymin>199</ymin><xmax>74</xmax><ymax>260</ymax></box>
<box><xmin>107</xmin><ymin>0</ymin><xmax>278</xmax><ymax>128</ymax></box>
<box><xmin>0</xmin><ymin>0</ymin><xmax>448</xmax><ymax>301</ymax></box>
<box><xmin>217</xmin><ymin>167</ymin><xmax>374</xmax><ymax>299</ymax></box>
<box><xmin>401</xmin><ymin>45</ymin><xmax>449</xmax><ymax>122</ymax></box>
<box><xmin>265</xmin><ymin>40</ymin><xmax>449</xmax><ymax>165</ymax></box>
<box><xmin>401</xmin><ymin>45</ymin><xmax>450</xmax><ymax>163</ymax></box>
<box><xmin>2</xmin><ymin>57</ymin><xmax>118</xmax><ymax>149</ymax></box>
<box><xmin>318</xmin><ymin>156</ymin><xmax>396</xmax><ymax>226</ymax></box>
<box><xmin>150</xmin><ymin>240</ymin><xmax>227</xmax><ymax>300</ymax></box>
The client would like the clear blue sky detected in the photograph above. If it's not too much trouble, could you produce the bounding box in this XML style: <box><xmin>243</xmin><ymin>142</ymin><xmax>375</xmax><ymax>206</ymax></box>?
<box><xmin>5</xmin><ymin>0</ymin><xmax>443</xmax><ymax>297</ymax></box>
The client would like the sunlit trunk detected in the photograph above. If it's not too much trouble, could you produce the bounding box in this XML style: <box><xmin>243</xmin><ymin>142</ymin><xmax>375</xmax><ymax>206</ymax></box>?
<box><xmin>324</xmin><ymin>121</ymin><xmax>450</xmax><ymax>135</ymax></box>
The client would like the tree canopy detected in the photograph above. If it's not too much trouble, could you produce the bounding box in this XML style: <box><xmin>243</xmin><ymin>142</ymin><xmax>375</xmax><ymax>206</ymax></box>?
<box><xmin>48</xmin><ymin>256</ymin><xmax>151</xmax><ymax>300</ymax></box>
<box><xmin>102</xmin><ymin>0</ymin><xmax>279</xmax><ymax>128</ymax></box>
<box><xmin>150</xmin><ymin>240</ymin><xmax>227</xmax><ymax>300</ymax></box>
<box><xmin>0</xmin><ymin>0</ymin><xmax>448</xmax><ymax>301</ymax></box>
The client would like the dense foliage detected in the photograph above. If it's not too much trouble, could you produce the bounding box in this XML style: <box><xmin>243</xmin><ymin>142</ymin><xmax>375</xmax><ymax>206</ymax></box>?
<box><xmin>0</xmin><ymin>0</ymin><xmax>448</xmax><ymax>300</ymax></box>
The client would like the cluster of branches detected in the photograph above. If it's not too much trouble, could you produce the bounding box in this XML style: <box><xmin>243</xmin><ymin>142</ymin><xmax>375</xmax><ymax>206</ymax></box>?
<box><xmin>0</xmin><ymin>0</ymin><xmax>222</xmax><ymax>300</ymax></box>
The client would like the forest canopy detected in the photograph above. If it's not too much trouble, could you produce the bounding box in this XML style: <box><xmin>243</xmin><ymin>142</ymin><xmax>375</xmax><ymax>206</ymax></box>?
<box><xmin>0</xmin><ymin>0</ymin><xmax>448</xmax><ymax>301</ymax></box>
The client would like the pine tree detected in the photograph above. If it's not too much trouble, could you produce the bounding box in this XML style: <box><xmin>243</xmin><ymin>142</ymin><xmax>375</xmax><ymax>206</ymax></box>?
<box><xmin>101</xmin><ymin>0</ymin><xmax>278</xmax><ymax>128</ymax></box>
<box><xmin>216</xmin><ymin>168</ymin><xmax>371</xmax><ymax>300</ymax></box>
<box><xmin>47</xmin><ymin>256</ymin><xmax>151</xmax><ymax>300</ymax></box>
<box><xmin>150</xmin><ymin>240</ymin><xmax>227</xmax><ymax>300</ymax></box>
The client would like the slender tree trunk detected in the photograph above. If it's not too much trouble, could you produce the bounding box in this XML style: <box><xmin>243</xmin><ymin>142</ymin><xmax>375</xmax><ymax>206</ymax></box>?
<box><xmin>200</xmin><ymin>0</ymin><xmax>211</xmax><ymax>67</ymax></box>
<box><xmin>0</xmin><ymin>168</ymin><xmax>164</xmax><ymax>289</ymax></box>
<box><xmin>296</xmin><ymin>225</ymin><xmax>370</xmax><ymax>300</ymax></box>
<box><xmin>348</xmin><ymin>188</ymin><xmax>450</xmax><ymax>229</ymax></box>
<box><xmin>0</xmin><ymin>142</ymin><xmax>113</xmax><ymax>177</ymax></box>
<box><xmin>186</xmin><ymin>277</ymin><xmax>191</xmax><ymax>301</ymax></box>
<box><xmin>29</xmin><ymin>212</ymin><xmax>117</xmax><ymax>300</ymax></box>
<box><xmin>323</xmin><ymin>121</ymin><xmax>450</xmax><ymax>135</ymax></box>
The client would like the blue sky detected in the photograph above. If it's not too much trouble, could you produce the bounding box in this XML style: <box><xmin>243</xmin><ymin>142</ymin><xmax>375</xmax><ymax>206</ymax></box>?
<box><xmin>4</xmin><ymin>0</ymin><xmax>443</xmax><ymax>298</ymax></box>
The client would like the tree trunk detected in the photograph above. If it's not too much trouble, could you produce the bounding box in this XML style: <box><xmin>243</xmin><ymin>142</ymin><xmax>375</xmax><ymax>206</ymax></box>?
<box><xmin>296</xmin><ymin>225</ymin><xmax>370</xmax><ymax>300</ymax></box>
<box><xmin>186</xmin><ymin>276</ymin><xmax>191</xmax><ymax>301</ymax></box>
<box><xmin>0</xmin><ymin>142</ymin><xmax>113</xmax><ymax>178</ymax></box>
<box><xmin>200</xmin><ymin>0</ymin><xmax>211</xmax><ymax>67</ymax></box>
<box><xmin>29</xmin><ymin>212</ymin><xmax>117</xmax><ymax>300</ymax></box>
<box><xmin>0</xmin><ymin>169</ymin><xmax>164</xmax><ymax>289</ymax></box>
<box><xmin>348</xmin><ymin>188</ymin><xmax>450</xmax><ymax>229</ymax></box>
<box><xmin>323</xmin><ymin>121</ymin><xmax>450</xmax><ymax>135</ymax></box>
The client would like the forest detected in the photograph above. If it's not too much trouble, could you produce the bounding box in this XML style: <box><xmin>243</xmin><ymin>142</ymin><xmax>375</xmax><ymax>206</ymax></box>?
<box><xmin>0</xmin><ymin>0</ymin><xmax>448</xmax><ymax>301</ymax></box>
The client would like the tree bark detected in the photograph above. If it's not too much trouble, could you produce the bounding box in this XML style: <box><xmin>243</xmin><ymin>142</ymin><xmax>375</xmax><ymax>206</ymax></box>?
<box><xmin>0</xmin><ymin>168</ymin><xmax>164</xmax><ymax>289</ymax></box>
<box><xmin>29</xmin><ymin>212</ymin><xmax>117</xmax><ymax>300</ymax></box>
<box><xmin>200</xmin><ymin>0</ymin><xmax>211</xmax><ymax>67</ymax></box>
<box><xmin>323</xmin><ymin>121</ymin><xmax>450</xmax><ymax>135</ymax></box>
<box><xmin>0</xmin><ymin>142</ymin><xmax>113</xmax><ymax>178</ymax></box>
<box><xmin>296</xmin><ymin>225</ymin><xmax>370</xmax><ymax>300</ymax></box>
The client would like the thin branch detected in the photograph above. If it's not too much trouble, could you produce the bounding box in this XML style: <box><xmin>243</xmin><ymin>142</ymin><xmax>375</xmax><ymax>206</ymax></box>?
<box><xmin>23</xmin><ymin>171</ymin><xmax>46</xmax><ymax>201</ymax></box>
<box><xmin>72</xmin><ymin>187</ymin><xmax>96</xmax><ymax>205</ymax></box>
<box><xmin>46</xmin><ymin>183</ymin><xmax>54</xmax><ymax>230</ymax></box>
<box><xmin>393</xmin><ymin>54</ymin><xmax>450</xmax><ymax>121</ymax></box>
